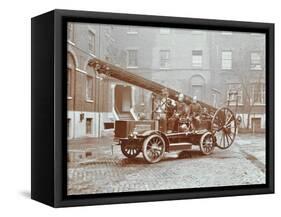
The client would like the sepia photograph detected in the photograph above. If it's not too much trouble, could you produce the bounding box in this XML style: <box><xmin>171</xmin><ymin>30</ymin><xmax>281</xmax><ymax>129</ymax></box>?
<box><xmin>66</xmin><ymin>22</ymin><xmax>266</xmax><ymax>195</ymax></box>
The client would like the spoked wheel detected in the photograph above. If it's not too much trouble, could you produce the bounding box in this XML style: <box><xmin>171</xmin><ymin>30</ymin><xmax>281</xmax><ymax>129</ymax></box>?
<box><xmin>142</xmin><ymin>134</ymin><xmax>165</xmax><ymax>163</ymax></box>
<box><xmin>121</xmin><ymin>142</ymin><xmax>141</xmax><ymax>158</ymax></box>
<box><xmin>211</xmin><ymin>107</ymin><xmax>237</xmax><ymax>149</ymax></box>
<box><xmin>200</xmin><ymin>132</ymin><xmax>215</xmax><ymax>155</ymax></box>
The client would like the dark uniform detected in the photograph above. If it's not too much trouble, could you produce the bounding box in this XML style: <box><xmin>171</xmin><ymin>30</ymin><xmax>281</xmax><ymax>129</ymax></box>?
<box><xmin>190</xmin><ymin>102</ymin><xmax>202</xmax><ymax>130</ymax></box>
<box><xmin>168</xmin><ymin>101</ymin><xmax>189</xmax><ymax>132</ymax></box>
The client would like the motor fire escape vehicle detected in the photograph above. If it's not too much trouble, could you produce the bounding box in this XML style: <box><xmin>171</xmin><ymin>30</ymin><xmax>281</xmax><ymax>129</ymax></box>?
<box><xmin>88</xmin><ymin>58</ymin><xmax>237</xmax><ymax>163</ymax></box>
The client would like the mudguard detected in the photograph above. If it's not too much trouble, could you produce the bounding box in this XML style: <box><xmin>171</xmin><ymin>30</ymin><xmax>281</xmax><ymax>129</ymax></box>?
<box><xmin>138</xmin><ymin>130</ymin><xmax>170</xmax><ymax>150</ymax></box>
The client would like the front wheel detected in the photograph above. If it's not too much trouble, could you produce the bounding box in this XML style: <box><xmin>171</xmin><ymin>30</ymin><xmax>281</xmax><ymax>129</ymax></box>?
<box><xmin>121</xmin><ymin>142</ymin><xmax>141</xmax><ymax>158</ymax></box>
<box><xmin>142</xmin><ymin>134</ymin><xmax>165</xmax><ymax>163</ymax></box>
<box><xmin>200</xmin><ymin>132</ymin><xmax>215</xmax><ymax>155</ymax></box>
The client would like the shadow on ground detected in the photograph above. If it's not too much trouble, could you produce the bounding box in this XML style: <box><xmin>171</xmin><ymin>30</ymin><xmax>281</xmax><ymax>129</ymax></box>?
<box><xmin>119</xmin><ymin>150</ymin><xmax>205</xmax><ymax>166</ymax></box>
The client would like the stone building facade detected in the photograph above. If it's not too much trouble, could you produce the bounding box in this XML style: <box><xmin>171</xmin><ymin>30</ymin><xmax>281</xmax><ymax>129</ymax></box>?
<box><xmin>209</xmin><ymin>31</ymin><xmax>265</xmax><ymax>132</ymax></box>
<box><xmin>67</xmin><ymin>23</ymin><xmax>266</xmax><ymax>139</ymax></box>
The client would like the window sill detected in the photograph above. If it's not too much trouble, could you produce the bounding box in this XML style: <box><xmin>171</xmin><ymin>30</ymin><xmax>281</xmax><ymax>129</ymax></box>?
<box><xmin>127</xmin><ymin>66</ymin><xmax>138</xmax><ymax>69</ymax></box>
<box><xmin>229</xmin><ymin>104</ymin><xmax>244</xmax><ymax>106</ymax></box>
<box><xmin>127</xmin><ymin>32</ymin><xmax>138</xmax><ymax>34</ymax></box>
<box><xmin>76</xmin><ymin>68</ymin><xmax>87</xmax><ymax>74</ymax></box>
<box><xmin>67</xmin><ymin>96</ymin><xmax>72</xmax><ymax>100</ymax></box>
<box><xmin>90</xmin><ymin>53</ymin><xmax>96</xmax><ymax>58</ymax></box>
<box><xmin>221</xmin><ymin>32</ymin><xmax>233</xmax><ymax>35</ymax></box>
<box><xmin>67</xmin><ymin>40</ymin><xmax>75</xmax><ymax>46</ymax></box>
<box><xmin>85</xmin><ymin>99</ymin><xmax>94</xmax><ymax>103</ymax></box>
<box><xmin>250</xmin><ymin>68</ymin><xmax>263</xmax><ymax>71</ymax></box>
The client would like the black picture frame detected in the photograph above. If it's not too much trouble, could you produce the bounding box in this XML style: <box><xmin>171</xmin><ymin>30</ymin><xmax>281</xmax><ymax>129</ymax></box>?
<box><xmin>31</xmin><ymin>9</ymin><xmax>274</xmax><ymax>207</ymax></box>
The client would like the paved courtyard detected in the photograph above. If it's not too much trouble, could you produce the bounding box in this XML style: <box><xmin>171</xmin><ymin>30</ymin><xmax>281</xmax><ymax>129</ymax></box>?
<box><xmin>67</xmin><ymin>131</ymin><xmax>266</xmax><ymax>195</ymax></box>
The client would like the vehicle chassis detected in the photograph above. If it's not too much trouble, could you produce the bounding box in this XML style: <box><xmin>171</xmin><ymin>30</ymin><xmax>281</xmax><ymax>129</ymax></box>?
<box><xmin>117</xmin><ymin>107</ymin><xmax>237</xmax><ymax>164</ymax></box>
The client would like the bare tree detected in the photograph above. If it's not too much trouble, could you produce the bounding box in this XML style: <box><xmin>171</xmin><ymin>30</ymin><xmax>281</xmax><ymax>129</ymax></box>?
<box><xmin>238</xmin><ymin>71</ymin><xmax>264</xmax><ymax>129</ymax></box>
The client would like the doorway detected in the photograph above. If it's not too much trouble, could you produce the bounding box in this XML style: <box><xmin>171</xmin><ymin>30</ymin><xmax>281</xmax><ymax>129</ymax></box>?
<box><xmin>190</xmin><ymin>75</ymin><xmax>205</xmax><ymax>101</ymax></box>
<box><xmin>252</xmin><ymin>117</ymin><xmax>261</xmax><ymax>133</ymax></box>
<box><xmin>114</xmin><ymin>85</ymin><xmax>132</xmax><ymax>113</ymax></box>
<box><xmin>191</xmin><ymin>85</ymin><xmax>203</xmax><ymax>100</ymax></box>
<box><xmin>86</xmin><ymin>118</ymin><xmax>93</xmax><ymax>135</ymax></box>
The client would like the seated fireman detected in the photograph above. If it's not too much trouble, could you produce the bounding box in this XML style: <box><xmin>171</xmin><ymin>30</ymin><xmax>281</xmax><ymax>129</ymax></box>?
<box><xmin>167</xmin><ymin>93</ymin><xmax>189</xmax><ymax>132</ymax></box>
<box><xmin>189</xmin><ymin>96</ymin><xmax>202</xmax><ymax>131</ymax></box>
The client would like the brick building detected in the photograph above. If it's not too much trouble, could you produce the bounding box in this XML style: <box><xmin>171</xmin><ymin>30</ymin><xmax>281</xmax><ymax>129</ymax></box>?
<box><xmin>67</xmin><ymin>23</ymin><xmax>115</xmax><ymax>138</ymax></box>
<box><xmin>67</xmin><ymin>23</ymin><xmax>265</xmax><ymax>139</ymax></box>
<box><xmin>209</xmin><ymin>31</ymin><xmax>265</xmax><ymax>132</ymax></box>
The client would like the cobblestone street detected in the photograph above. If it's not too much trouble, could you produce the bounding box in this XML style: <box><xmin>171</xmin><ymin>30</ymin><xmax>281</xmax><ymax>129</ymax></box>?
<box><xmin>67</xmin><ymin>132</ymin><xmax>265</xmax><ymax>195</ymax></box>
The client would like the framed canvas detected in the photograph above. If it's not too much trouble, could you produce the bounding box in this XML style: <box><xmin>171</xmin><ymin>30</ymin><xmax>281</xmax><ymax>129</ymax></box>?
<box><xmin>31</xmin><ymin>9</ymin><xmax>274</xmax><ymax>207</ymax></box>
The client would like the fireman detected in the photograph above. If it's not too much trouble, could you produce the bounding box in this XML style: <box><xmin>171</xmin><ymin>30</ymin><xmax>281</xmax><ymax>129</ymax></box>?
<box><xmin>190</xmin><ymin>96</ymin><xmax>202</xmax><ymax>131</ymax></box>
<box><xmin>167</xmin><ymin>93</ymin><xmax>189</xmax><ymax>132</ymax></box>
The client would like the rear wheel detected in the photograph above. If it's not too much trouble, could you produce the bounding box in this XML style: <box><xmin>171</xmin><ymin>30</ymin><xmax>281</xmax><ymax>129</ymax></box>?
<box><xmin>142</xmin><ymin>134</ymin><xmax>165</xmax><ymax>163</ymax></box>
<box><xmin>211</xmin><ymin>107</ymin><xmax>237</xmax><ymax>149</ymax></box>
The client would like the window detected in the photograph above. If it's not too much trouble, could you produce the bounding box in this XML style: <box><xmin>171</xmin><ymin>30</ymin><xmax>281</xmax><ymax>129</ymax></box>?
<box><xmin>250</xmin><ymin>52</ymin><xmax>262</xmax><ymax>70</ymax></box>
<box><xmin>160</xmin><ymin>50</ymin><xmax>170</xmax><ymax>68</ymax></box>
<box><xmin>227</xmin><ymin>83</ymin><xmax>243</xmax><ymax>105</ymax></box>
<box><xmin>67</xmin><ymin>118</ymin><xmax>71</xmax><ymax>138</ymax></box>
<box><xmin>192</xmin><ymin>50</ymin><xmax>203</xmax><ymax>67</ymax></box>
<box><xmin>67</xmin><ymin>23</ymin><xmax>74</xmax><ymax>42</ymax></box>
<box><xmin>222</xmin><ymin>51</ymin><xmax>232</xmax><ymax>70</ymax></box>
<box><xmin>67</xmin><ymin>68</ymin><xmax>72</xmax><ymax>98</ymax></box>
<box><xmin>86</xmin><ymin>118</ymin><xmax>93</xmax><ymax>134</ymax></box>
<box><xmin>160</xmin><ymin>28</ymin><xmax>170</xmax><ymax>34</ymax></box>
<box><xmin>88</xmin><ymin>30</ymin><xmax>95</xmax><ymax>53</ymax></box>
<box><xmin>127</xmin><ymin>26</ymin><xmax>138</xmax><ymax>34</ymax></box>
<box><xmin>212</xmin><ymin>93</ymin><xmax>217</xmax><ymax>107</ymax></box>
<box><xmin>127</xmin><ymin>50</ymin><xmax>138</xmax><ymax>67</ymax></box>
<box><xmin>86</xmin><ymin>76</ymin><xmax>94</xmax><ymax>101</ymax></box>
<box><xmin>251</xmin><ymin>83</ymin><xmax>265</xmax><ymax>104</ymax></box>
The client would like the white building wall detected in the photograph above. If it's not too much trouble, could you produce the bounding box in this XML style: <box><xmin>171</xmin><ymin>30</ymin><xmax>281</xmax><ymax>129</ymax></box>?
<box><xmin>237</xmin><ymin>113</ymin><xmax>266</xmax><ymax>129</ymax></box>
<box><xmin>67</xmin><ymin>111</ymin><xmax>114</xmax><ymax>139</ymax></box>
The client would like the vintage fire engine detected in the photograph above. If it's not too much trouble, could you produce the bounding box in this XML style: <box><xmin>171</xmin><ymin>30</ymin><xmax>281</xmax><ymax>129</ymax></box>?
<box><xmin>88</xmin><ymin>58</ymin><xmax>237</xmax><ymax>163</ymax></box>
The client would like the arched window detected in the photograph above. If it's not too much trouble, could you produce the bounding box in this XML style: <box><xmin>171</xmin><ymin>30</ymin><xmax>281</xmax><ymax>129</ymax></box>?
<box><xmin>67</xmin><ymin>52</ymin><xmax>76</xmax><ymax>98</ymax></box>
<box><xmin>190</xmin><ymin>75</ymin><xmax>205</xmax><ymax>101</ymax></box>
<box><xmin>85</xmin><ymin>64</ymin><xmax>96</xmax><ymax>102</ymax></box>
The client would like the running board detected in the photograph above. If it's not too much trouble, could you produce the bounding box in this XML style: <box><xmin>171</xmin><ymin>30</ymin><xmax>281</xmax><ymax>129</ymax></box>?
<box><xmin>169</xmin><ymin>143</ymin><xmax>192</xmax><ymax>151</ymax></box>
